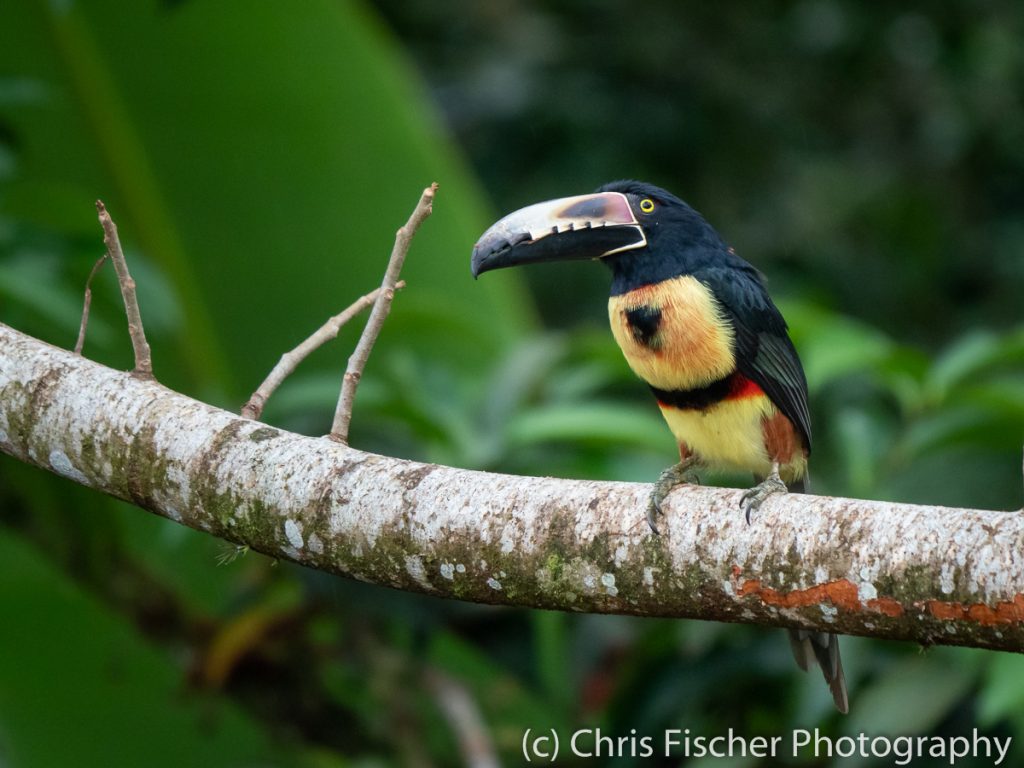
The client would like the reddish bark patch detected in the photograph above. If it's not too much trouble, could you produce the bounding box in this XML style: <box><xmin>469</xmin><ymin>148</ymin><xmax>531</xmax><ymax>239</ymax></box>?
<box><xmin>731</xmin><ymin>568</ymin><xmax>905</xmax><ymax>618</ymax></box>
<box><xmin>737</xmin><ymin>575</ymin><xmax>856</xmax><ymax>609</ymax></box>
<box><xmin>866</xmin><ymin>597</ymin><xmax>904</xmax><ymax>617</ymax></box>
<box><xmin>732</xmin><ymin>567</ymin><xmax>1024</xmax><ymax>627</ymax></box>
<box><xmin>924</xmin><ymin>594</ymin><xmax>1024</xmax><ymax>626</ymax></box>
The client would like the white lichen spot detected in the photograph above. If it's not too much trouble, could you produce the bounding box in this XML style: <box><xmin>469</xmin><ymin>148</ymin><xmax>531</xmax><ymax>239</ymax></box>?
<box><xmin>820</xmin><ymin>603</ymin><xmax>838</xmax><ymax>624</ymax></box>
<box><xmin>613</xmin><ymin>542</ymin><xmax>628</xmax><ymax>567</ymax></box>
<box><xmin>351</xmin><ymin>543</ymin><xmax>363</xmax><ymax>558</ymax></box>
<box><xmin>722</xmin><ymin>580</ymin><xmax>735</xmax><ymax>597</ymax></box>
<box><xmin>643</xmin><ymin>567</ymin><xmax>656</xmax><ymax>587</ymax></box>
<box><xmin>814</xmin><ymin>566</ymin><xmax>829</xmax><ymax>584</ymax></box>
<box><xmin>166</xmin><ymin>507</ymin><xmax>182</xmax><ymax>522</ymax></box>
<box><xmin>741</xmin><ymin>610</ymin><xmax>756</xmax><ymax>620</ymax></box>
<box><xmin>583</xmin><ymin>574</ymin><xmax>596</xmax><ymax>590</ymax></box>
<box><xmin>440</xmin><ymin>562</ymin><xmax>455</xmax><ymax>580</ymax></box>
<box><xmin>939</xmin><ymin>562</ymin><xmax>955</xmax><ymax>595</ymax></box>
<box><xmin>455</xmin><ymin>563</ymin><xmax>466</xmax><ymax>574</ymax></box>
<box><xmin>281</xmin><ymin>545</ymin><xmax>301</xmax><ymax>560</ymax></box>
<box><xmin>779</xmin><ymin>607</ymin><xmax>805</xmax><ymax>623</ymax></box>
<box><xmin>284</xmin><ymin>519</ymin><xmax>304</xmax><ymax>550</ymax></box>
<box><xmin>858</xmin><ymin>581</ymin><xmax>878</xmax><ymax>602</ymax></box>
<box><xmin>48</xmin><ymin>450</ymin><xmax>88</xmax><ymax>484</ymax></box>
<box><xmin>307</xmin><ymin>533</ymin><xmax>324</xmax><ymax>555</ymax></box>
<box><xmin>601</xmin><ymin>572</ymin><xmax>618</xmax><ymax>597</ymax></box>
<box><xmin>404</xmin><ymin>555</ymin><xmax>433</xmax><ymax>590</ymax></box>
<box><xmin>945</xmin><ymin>624</ymin><xmax>957</xmax><ymax>634</ymax></box>
<box><xmin>486</xmin><ymin>577</ymin><xmax>502</xmax><ymax>591</ymax></box>
<box><xmin>0</xmin><ymin>428</ymin><xmax>7</xmax><ymax>444</ymax></box>
<box><xmin>995</xmin><ymin>630</ymin><xmax>1004</xmax><ymax>639</ymax></box>
<box><xmin>865</xmin><ymin>621</ymin><xmax>876</xmax><ymax>630</ymax></box>
<box><xmin>500</xmin><ymin>532</ymin><xmax>515</xmax><ymax>554</ymax></box>
<box><xmin>499</xmin><ymin>571</ymin><xmax>507</xmax><ymax>579</ymax></box>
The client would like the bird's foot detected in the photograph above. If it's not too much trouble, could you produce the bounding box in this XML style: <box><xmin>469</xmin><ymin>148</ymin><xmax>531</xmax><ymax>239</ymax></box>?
<box><xmin>740</xmin><ymin>463</ymin><xmax>787</xmax><ymax>524</ymax></box>
<box><xmin>647</xmin><ymin>457</ymin><xmax>702</xmax><ymax>535</ymax></box>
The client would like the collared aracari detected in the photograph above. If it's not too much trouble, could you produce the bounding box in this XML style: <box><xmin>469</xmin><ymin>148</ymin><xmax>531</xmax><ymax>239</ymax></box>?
<box><xmin>471</xmin><ymin>180</ymin><xmax>848</xmax><ymax>713</ymax></box>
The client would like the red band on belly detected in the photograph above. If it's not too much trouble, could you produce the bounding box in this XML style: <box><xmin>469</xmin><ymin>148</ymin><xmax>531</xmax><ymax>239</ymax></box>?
<box><xmin>727</xmin><ymin>374</ymin><xmax>764</xmax><ymax>400</ymax></box>
<box><xmin>653</xmin><ymin>371</ymin><xmax>764</xmax><ymax>410</ymax></box>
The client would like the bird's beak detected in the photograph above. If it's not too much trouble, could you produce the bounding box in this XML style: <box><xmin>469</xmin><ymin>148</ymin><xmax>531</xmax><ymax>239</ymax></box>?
<box><xmin>471</xmin><ymin>191</ymin><xmax>647</xmax><ymax>277</ymax></box>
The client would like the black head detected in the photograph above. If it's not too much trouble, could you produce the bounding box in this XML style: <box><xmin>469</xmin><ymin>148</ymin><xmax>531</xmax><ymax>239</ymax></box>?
<box><xmin>594</xmin><ymin>180</ymin><xmax>731</xmax><ymax>294</ymax></box>
<box><xmin>471</xmin><ymin>180</ymin><xmax>734</xmax><ymax>295</ymax></box>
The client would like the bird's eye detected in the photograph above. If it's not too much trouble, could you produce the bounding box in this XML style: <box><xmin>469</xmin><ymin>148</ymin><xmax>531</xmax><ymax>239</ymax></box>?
<box><xmin>639</xmin><ymin>198</ymin><xmax>655</xmax><ymax>213</ymax></box>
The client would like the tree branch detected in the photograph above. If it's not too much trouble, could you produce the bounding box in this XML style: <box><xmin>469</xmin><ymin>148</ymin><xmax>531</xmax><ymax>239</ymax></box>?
<box><xmin>73</xmin><ymin>253</ymin><xmax>109</xmax><ymax>355</ymax></box>
<box><xmin>2</xmin><ymin>321</ymin><xmax>1023</xmax><ymax>653</ymax></box>
<box><xmin>241</xmin><ymin>280</ymin><xmax>406</xmax><ymax>421</ymax></box>
<box><xmin>95</xmin><ymin>200</ymin><xmax>153</xmax><ymax>378</ymax></box>
<box><xmin>330</xmin><ymin>183</ymin><xmax>437</xmax><ymax>443</ymax></box>
<box><xmin>425</xmin><ymin>668</ymin><xmax>500</xmax><ymax>768</ymax></box>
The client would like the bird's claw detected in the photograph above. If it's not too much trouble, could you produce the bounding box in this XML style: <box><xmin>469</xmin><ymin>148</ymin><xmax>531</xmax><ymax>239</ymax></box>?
<box><xmin>740</xmin><ymin>469</ymin><xmax>788</xmax><ymax>524</ymax></box>
<box><xmin>646</xmin><ymin>498</ymin><xmax>664</xmax><ymax>536</ymax></box>
<box><xmin>647</xmin><ymin>458</ymin><xmax>702</xmax><ymax>535</ymax></box>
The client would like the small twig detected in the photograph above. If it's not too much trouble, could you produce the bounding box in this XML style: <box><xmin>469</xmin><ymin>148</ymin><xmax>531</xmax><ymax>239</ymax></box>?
<box><xmin>73</xmin><ymin>254</ymin><xmax>109</xmax><ymax>355</ymax></box>
<box><xmin>330</xmin><ymin>183</ymin><xmax>437</xmax><ymax>443</ymax></box>
<box><xmin>425</xmin><ymin>668</ymin><xmax>501</xmax><ymax>768</ymax></box>
<box><xmin>95</xmin><ymin>200</ymin><xmax>153</xmax><ymax>378</ymax></box>
<box><xmin>241</xmin><ymin>281</ymin><xmax>406</xmax><ymax>421</ymax></box>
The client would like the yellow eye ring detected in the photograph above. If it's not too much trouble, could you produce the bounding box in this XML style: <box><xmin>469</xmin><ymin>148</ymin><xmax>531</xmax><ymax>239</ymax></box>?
<box><xmin>639</xmin><ymin>198</ymin><xmax>655</xmax><ymax>213</ymax></box>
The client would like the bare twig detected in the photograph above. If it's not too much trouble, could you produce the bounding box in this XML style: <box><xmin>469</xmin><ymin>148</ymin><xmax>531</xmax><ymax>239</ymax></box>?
<box><xmin>330</xmin><ymin>183</ymin><xmax>437</xmax><ymax>443</ymax></box>
<box><xmin>425</xmin><ymin>668</ymin><xmax>501</xmax><ymax>768</ymax></box>
<box><xmin>95</xmin><ymin>200</ymin><xmax>153</xmax><ymax>378</ymax></box>
<box><xmin>73</xmin><ymin>254</ymin><xmax>109</xmax><ymax>355</ymax></box>
<box><xmin>241</xmin><ymin>281</ymin><xmax>406</xmax><ymax>420</ymax></box>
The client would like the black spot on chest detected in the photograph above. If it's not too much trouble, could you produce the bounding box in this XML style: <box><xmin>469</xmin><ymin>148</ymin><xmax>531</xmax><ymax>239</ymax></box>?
<box><xmin>625</xmin><ymin>305</ymin><xmax>662</xmax><ymax>348</ymax></box>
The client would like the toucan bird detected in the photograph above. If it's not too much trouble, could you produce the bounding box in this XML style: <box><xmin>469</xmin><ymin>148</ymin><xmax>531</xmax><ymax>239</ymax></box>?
<box><xmin>471</xmin><ymin>180</ymin><xmax>848</xmax><ymax>713</ymax></box>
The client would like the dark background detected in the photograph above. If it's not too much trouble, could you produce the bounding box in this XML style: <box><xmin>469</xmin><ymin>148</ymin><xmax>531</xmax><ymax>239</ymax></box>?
<box><xmin>1</xmin><ymin>1</ymin><xmax>1022</xmax><ymax>765</ymax></box>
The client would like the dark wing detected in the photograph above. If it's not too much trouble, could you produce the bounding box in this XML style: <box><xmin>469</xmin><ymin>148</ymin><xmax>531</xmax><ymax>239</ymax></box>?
<box><xmin>696</xmin><ymin>262</ymin><xmax>812</xmax><ymax>451</ymax></box>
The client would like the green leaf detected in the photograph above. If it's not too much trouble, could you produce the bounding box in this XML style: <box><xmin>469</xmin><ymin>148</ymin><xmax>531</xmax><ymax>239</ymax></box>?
<box><xmin>0</xmin><ymin>529</ymin><xmax>294</xmax><ymax>768</ymax></box>
<box><xmin>0</xmin><ymin>0</ymin><xmax>531</xmax><ymax>403</ymax></box>
<box><xmin>429</xmin><ymin>629</ymin><xmax>568</xmax><ymax>745</ymax></box>
<box><xmin>844</xmin><ymin>648</ymin><xmax>979</xmax><ymax>736</ymax></box>
<box><xmin>926</xmin><ymin>329</ymin><xmax>1024</xmax><ymax>404</ymax></box>
<box><xmin>779</xmin><ymin>301</ymin><xmax>896</xmax><ymax>391</ymax></box>
<box><xmin>978</xmin><ymin>652</ymin><xmax>1024</xmax><ymax>727</ymax></box>
<box><xmin>506</xmin><ymin>402</ymin><xmax>674</xmax><ymax>451</ymax></box>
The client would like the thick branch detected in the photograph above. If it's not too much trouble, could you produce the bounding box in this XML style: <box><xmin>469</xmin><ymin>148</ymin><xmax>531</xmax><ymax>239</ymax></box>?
<box><xmin>330</xmin><ymin>183</ymin><xmax>436</xmax><ymax>443</ymax></box>
<box><xmin>2</xmin><ymin>321</ymin><xmax>1023</xmax><ymax>653</ymax></box>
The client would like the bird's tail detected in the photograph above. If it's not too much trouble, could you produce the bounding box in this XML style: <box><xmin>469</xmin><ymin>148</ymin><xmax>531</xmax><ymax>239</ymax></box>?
<box><xmin>787</xmin><ymin>629</ymin><xmax>849</xmax><ymax>713</ymax></box>
<box><xmin>785</xmin><ymin>474</ymin><xmax>849</xmax><ymax>714</ymax></box>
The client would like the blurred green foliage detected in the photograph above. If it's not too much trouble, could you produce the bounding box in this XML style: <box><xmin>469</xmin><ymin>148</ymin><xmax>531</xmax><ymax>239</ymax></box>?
<box><xmin>2</xmin><ymin>1</ymin><xmax>1023</xmax><ymax>766</ymax></box>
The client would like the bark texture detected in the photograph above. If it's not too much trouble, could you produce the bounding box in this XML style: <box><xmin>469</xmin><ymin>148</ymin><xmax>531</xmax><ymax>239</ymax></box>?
<box><xmin>2</xmin><ymin>321</ymin><xmax>1024</xmax><ymax>652</ymax></box>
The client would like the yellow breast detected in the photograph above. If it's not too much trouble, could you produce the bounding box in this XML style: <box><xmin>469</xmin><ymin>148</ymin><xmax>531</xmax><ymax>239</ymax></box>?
<box><xmin>608</xmin><ymin>275</ymin><xmax>736</xmax><ymax>391</ymax></box>
<box><xmin>659</xmin><ymin>396</ymin><xmax>776</xmax><ymax>475</ymax></box>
